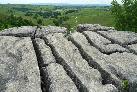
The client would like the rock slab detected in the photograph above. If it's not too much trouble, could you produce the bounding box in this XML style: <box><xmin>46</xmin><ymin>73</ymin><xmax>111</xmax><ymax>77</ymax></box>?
<box><xmin>0</xmin><ymin>36</ymin><xmax>42</xmax><ymax>92</ymax></box>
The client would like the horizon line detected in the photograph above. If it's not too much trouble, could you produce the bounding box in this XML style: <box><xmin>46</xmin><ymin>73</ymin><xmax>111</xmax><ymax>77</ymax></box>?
<box><xmin>0</xmin><ymin>3</ymin><xmax>111</xmax><ymax>5</ymax></box>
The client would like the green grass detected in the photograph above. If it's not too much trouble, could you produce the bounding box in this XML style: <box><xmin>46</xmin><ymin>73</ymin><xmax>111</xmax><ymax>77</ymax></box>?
<box><xmin>0</xmin><ymin>4</ymin><xmax>115</xmax><ymax>30</ymax></box>
<box><xmin>65</xmin><ymin>8</ymin><xmax>114</xmax><ymax>29</ymax></box>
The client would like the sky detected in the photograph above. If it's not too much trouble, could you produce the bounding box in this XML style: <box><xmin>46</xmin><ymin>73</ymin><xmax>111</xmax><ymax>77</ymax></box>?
<box><xmin>0</xmin><ymin>0</ymin><xmax>122</xmax><ymax>4</ymax></box>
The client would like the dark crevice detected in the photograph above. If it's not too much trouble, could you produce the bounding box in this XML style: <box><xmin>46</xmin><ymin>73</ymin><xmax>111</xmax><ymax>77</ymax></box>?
<box><xmin>0</xmin><ymin>34</ymin><xmax>32</xmax><ymax>37</ymax></box>
<box><xmin>0</xmin><ymin>26</ymin><xmax>39</xmax><ymax>38</ymax></box>
<box><xmin>40</xmin><ymin>67</ymin><xmax>51</xmax><ymax>92</ymax></box>
<box><xmin>0</xmin><ymin>34</ymin><xmax>42</xmax><ymax>38</ymax></box>
<box><xmin>126</xmin><ymin>40</ymin><xmax>137</xmax><ymax>45</ymax></box>
<box><xmin>82</xmin><ymin>32</ymin><xmax>127</xmax><ymax>55</ymax></box>
<box><xmin>104</xmin><ymin>51</ymin><xmax>125</xmax><ymax>55</ymax></box>
<box><xmin>68</xmin><ymin>36</ymin><xmax>120</xmax><ymax>88</ymax></box>
<box><xmin>43</xmin><ymin>37</ymin><xmax>89</xmax><ymax>92</ymax></box>
<box><xmin>96</xmin><ymin>32</ymin><xmax>121</xmax><ymax>45</ymax></box>
<box><xmin>32</xmin><ymin>26</ymin><xmax>42</xmax><ymax>39</ymax></box>
<box><xmin>126</xmin><ymin>47</ymin><xmax>137</xmax><ymax>55</ymax></box>
<box><xmin>31</xmin><ymin>39</ymin><xmax>46</xmax><ymax>67</ymax></box>
<box><xmin>32</xmin><ymin>28</ymin><xmax>37</xmax><ymax>39</ymax></box>
<box><xmin>96</xmin><ymin>31</ymin><xmax>137</xmax><ymax>55</ymax></box>
<box><xmin>81</xmin><ymin>33</ymin><xmax>123</xmax><ymax>85</ymax></box>
<box><xmin>82</xmin><ymin>32</ymin><xmax>108</xmax><ymax>55</ymax></box>
<box><xmin>31</xmin><ymin>38</ymin><xmax>50</xmax><ymax>92</ymax></box>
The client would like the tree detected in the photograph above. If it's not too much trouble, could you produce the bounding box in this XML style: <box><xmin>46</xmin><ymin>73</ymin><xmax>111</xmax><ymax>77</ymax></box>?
<box><xmin>53</xmin><ymin>16</ymin><xmax>69</xmax><ymax>26</ymax></box>
<box><xmin>62</xmin><ymin>22</ymin><xmax>71</xmax><ymax>31</ymax></box>
<box><xmin>33</xmin><ymin>14</ymin><xmax>38</xmax><ymax>19</ymax></box>
<box><xmin>111</xmin><ymin>0</ymin><xmax>137</xmax><ymax>32</ymax></box>
<box><xmin>0</xmin><ymin>14</ymin><xmax>34</xmax><ymax>30</ymax></box>
<box><xmin>37</xmin><ymin>19</ymin><xmax>43</xmax><ymax>25</ymax></box>
<box><xmin>53</xmin><ymin>19</ymin><xmax>60</xmax><ymax>26</ymax></box>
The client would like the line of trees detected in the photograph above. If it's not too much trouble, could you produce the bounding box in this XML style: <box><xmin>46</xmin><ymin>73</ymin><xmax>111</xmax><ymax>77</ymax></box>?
<box><xmin>111</xmin><ymin>0</ymin><xmax>137</xmax><ymax>32</ymax></box>
<box><xmin>25</xmin><ymin>11</ymin><xmax>61</xmax><ymax>18</ymax></box>
<box><xmin>53</xmin><ymin>16</ymin><xmax>71</xmax><ymax>31</ymax></box>
<box><xmin>0</xmin><ymin>14</ymin><xmax>34</xmax><ymax>30</ymax></box>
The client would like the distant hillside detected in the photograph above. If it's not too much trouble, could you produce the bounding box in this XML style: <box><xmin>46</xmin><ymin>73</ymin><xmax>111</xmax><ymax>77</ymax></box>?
<box><xmin>0</xmin><ymin>4</ymin><xmax>114</xmax><ymax>31</ymax></box>
<box><xmin>32</xmin><ymin>3</ymin><xmax>111</xmax><ymax>6</ymax></box>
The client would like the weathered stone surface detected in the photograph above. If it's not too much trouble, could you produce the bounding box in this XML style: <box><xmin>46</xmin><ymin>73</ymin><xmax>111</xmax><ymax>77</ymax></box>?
<box><xmin>70</xmin><ymin>32</ymin><xmax>121</xmax><ymax>86</ymax></box>
<box><xmin>42</xmin><ymin>63</ymin><xmax>78</xmax><ymax>92</ymax></box>
<box><xmin>35</xmin><ymin>26</ymin><xmax>67</xmax><ymax>37</ymax></box>
<box><xmin>0</xmin><ymin>24</ymin><xmax>137</xmax><ymax>92</ymax></box>
<box><xmin>98</xmin><ymin>31</ymin><xmax>137</xmax><ymax>46</ymax></box>
<box><xmin>127</xmin><ymin>44</ymin><xmax>137</xmax><ymax>54</ymax></box>
<box><xmin>0</xmin><ymin>36</ymin><xmax>42</xmax><ymax>92</ymax></box>
<box><xmin>45</xmin><ymin>33</ymin><xmax>118</xmax><ymax>92</ymax></box>
<box><xmin>0</xmin><ymin>26</ymin><xmax>67</xmax><ymax>38</ymax></box>
<box><xmin>34</xmin><ymin>38</ymin><xmax>56</xmax><ymax>65</ymax></box>
<box><xmin>0</xmin><ymin>26</ymin><xmax>37</xmax><ymax>37</ymax></box>
<box><xmin>77</xmin><ymin>24</ymin><xmax>115</xmax><ymax>32</ymax></box>
<box><xmin>83</xmin><ymin>31</ymin><xmax>128</xmax><ymax>54</ymax></box>
<box><xmin>70</xmin><ymin>32</ymin><xmax>137</xmax><ymax>92</ymax></box>
<box><xmin>105</xmin><ymin>52</ymin><xmax>137</xmax><ymax>92</ymax></box>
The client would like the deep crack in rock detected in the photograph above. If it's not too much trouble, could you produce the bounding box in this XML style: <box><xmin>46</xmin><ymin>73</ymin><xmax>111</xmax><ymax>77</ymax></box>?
<box><xmin>1</xmin><ymin>25</ymin><xmax>137</xmax><ymax>92</ymax></box>
<box><xmin>43</xmin><ymin>37</ymin><xmax>87</xmax><ymax>92</ymax></box>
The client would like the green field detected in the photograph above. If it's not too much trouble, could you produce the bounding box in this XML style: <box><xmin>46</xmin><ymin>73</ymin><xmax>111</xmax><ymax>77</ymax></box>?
<box><xmin>0</xmin><ymin>4</ymin><xmax>114</xmax><ymax>31</ymax></box>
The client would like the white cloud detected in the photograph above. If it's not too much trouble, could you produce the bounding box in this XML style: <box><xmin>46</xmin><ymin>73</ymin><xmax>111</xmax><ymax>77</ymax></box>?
<box><xmin>0</xmin><ymin>0</ymin><xmax>122</xmax><ymax>4</ymax></box>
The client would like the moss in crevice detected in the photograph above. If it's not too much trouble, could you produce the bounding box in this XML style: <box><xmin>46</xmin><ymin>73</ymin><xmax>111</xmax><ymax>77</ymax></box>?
<box><xmin>122</xmin><ymin>79</ymin><xmax>129</xmax><ymax>91</ymax></box>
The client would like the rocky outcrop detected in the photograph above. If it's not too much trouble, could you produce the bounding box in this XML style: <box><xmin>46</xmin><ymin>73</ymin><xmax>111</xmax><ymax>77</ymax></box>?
<box><xmin>77</xmin><ymin>24</ymin><xmax>115</xmax><ymax>32</ymax></box>
<box><xmin>0</xmin><ymin>36</ymin><xmax>41</xmax><ymax>92</ymax></box>
<box><xmin>42</xmin><ymin>63</ymin><xmax>79</xmax><ymax>92</ymax></box>
<box><xmin>83</xmin><ymin>31</ymin><xmax>129</xmax><ymax>54</ymax></box>
<box><xmin>45</xmin><ymin>33</ymin><xmax>117</xmax><ymax>92</ymax></box>
<box><xmin>0</xmin><ymin>24</ymin><xmax>137</xmax><ymax>92</ymax></box>
<box><xmin>0</xmin><ymin>26</ymin><xmax>37</xmax><ymax>37</ymax></box>
<box><xmin>35</xmin><ymin>26</ymin><xmax>67</xmax><ymax>38</ymax></box>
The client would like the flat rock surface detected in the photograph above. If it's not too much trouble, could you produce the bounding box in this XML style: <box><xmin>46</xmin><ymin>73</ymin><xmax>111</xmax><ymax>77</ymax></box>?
<box><xmin>83</xmin><ymin>31</ymin><xmax>128</xmax><ymax>54</ymax></box>
<box><xmin>45</xmin><ymin>33</ymin><xmax>118</xmax><ymax>92</ymax></box>
<box><xmin>42</xmin><ymin>63</ymin><xmax>79</xmax><ymax>92</ymax></box>
<box><xmin>35</xmin><ymin>26</ymin><xmax>67</xmax><ymax>37</ymax></box>
<box><xmin>0</xmin><ymin>26</ymin><xmax>67</xmax><ymax>38</ymax></box>
<box><xmin>0</xmin><ymin>26</ymin><xmax>37</xmax><ymax>37</ymax></box>
<box><xmin>105</xmin><ymin>52</ymin><xmax>137</xmax><ymax>92</ymax></box>
<box><xmin>77</xmin><ymin>24</ymin><xmax>115</xmax><ymax>32</ymax></box>
<box><xmin>70</xmin><ymin>32</ymin><xmax>137</xmax><ymax>92</ymax></box>
<box><xmin>0</xmin><ymin>36</ymin><xmax>41</xmax><ymax>92</ymax></box>
<box><xmin>70</xmin><ymin>32</ymin><xmax>121</xmax><ymax>85</ymax></box>
<box><xmin>34</xmin><ymin>38</ymin><xmax>56</xmax><ymax>65</ymax></box>
<box><xmin>0</xmin><ymin>25</ymin><xmax>137</xmax><ymax>92</ymax></box>
<box><xmin>98</xmin><ymin>31</ymin><xmax>137</xmax><ymax>46</ymax></box>
<box><xmin>127</xmin><ymin>43</ymin><xmax>137</xmax><ymax>54</ymax></box>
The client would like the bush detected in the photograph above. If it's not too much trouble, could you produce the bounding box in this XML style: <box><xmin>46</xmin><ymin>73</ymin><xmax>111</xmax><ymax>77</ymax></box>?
<box><xmin>111</xmin><ymin>0</ymin><xmax>137</xmax><ymax>32</ymax></box>
<box><xmin>0</xmin><ymin>14</ymin><xmax>34</xmax><ymax>30</ymax></box>
<box><xmin>37</xmin><ymin>19</ymin><xmax>43</xmax><ymax>25</ymax></box>
<box><xmin>122</xmin><ymin>80</ymin><xmax>129</xmax><ymax>91</ymax></box>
